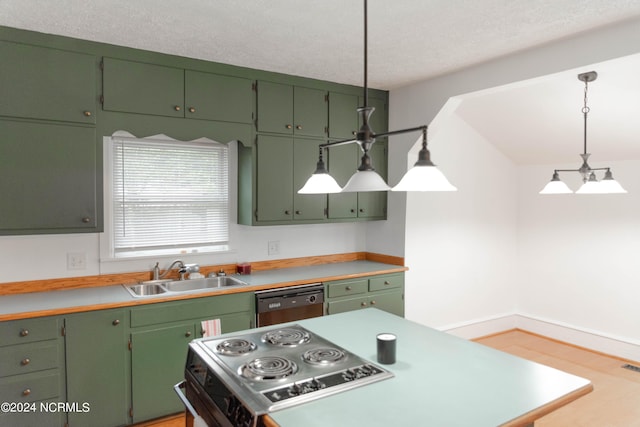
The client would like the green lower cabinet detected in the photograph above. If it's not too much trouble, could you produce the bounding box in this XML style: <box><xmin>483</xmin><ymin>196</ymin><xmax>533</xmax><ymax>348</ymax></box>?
<box><xmin>325</xmin><ymin>273</ymin><xmax>404</xmax><ymax>317</ymax></box>
<box><xmin>65</xmin><ymin>309</ymin><xmax>128</xmax><ymax>427</ymax></box>
<box><xmin>130</xmin><ymin>322</ymin><xmax>195</xmax><ymax>423</ymax></box>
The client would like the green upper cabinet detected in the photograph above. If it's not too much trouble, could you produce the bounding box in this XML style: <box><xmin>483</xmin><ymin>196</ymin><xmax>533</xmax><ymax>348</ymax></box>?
<box><xmin>102</xmin><ymin>58</ymin><xmax>255</xmax><ymax>123</ymax></box>
<box><xmin>256</xmin><ymin>81</ymin><xmax>327</xmax><ymax>137</ymax></box>
<box><xmin>102</xmin><ymin>57</ymin><xmax>184</xmax><ymax>117</ymax></box>
<box><xmin>328</xmin><ymin>92</ymin><xmax>358</xmax><ymax>139</ymax></box>
<box><xmin>184</xmin><ymin>70</ymin><xmax>254</xmax><ymax>123</ymax></box>
<box><xmin>0</xmin><ymin>120</ymin><xmax>98</xmax><ymax>234</ymax></box>
<box><xmin>0</xmin><ymin>41</ymin><xmax>96</xmax><ymax>124</ymax></box>
<box><xmin>327</xmin><ymin>139</ymin><xmax>387</xmax><ymax>220</ymax></box>
<box><xmin>253</xmin><ymin>135</ymin><xmax>326</xmax><ymax>223</ymax></box>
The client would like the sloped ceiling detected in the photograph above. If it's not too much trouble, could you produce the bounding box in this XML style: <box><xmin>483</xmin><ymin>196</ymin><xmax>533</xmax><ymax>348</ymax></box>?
<box><xmin>2</xmin><ymin>0</ymin><xmax>640</xmax><ymax>164</ymax></box>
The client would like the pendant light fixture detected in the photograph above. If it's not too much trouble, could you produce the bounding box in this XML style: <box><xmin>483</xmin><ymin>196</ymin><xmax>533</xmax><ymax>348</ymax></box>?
<box><xmin>540</xmin><ymin>71</ymin><xmax>626</xmax><ymax>195</ymax></box>
<box><xmin>298</xmin><ymin>0</ymin><xmax>456</xmax><ymax>194</ymax></box>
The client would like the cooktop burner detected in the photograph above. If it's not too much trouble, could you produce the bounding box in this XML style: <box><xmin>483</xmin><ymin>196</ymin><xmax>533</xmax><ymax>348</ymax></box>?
<box><xmin>191</xmin><ymin>324</ymin><xmax>394</xmax><ymax>414</ymax></box>
<box><xmin>303</xmin><ymin>347</ymin><xmax>346</xmax><ymax>365</ymax></box>
<box><xmin>216</xmin><ymin>338</ymin><xmax>257</xmax><ymax>356</ymax></box>
<box><xmin>261</xmin><ymin>327</ymin><xmax>311</xmax><ymax>346</ymax></box>
<box><xmin>240</xmin><ymin>356</ymin><xmax>298</xmax><ymax>380</ymax></box>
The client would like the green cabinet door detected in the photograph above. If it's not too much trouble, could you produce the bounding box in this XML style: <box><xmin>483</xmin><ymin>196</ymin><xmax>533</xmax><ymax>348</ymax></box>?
<box><xmin>257</xmin><ymin>81</ymin><xmax>294</xmax><ymax>134</ymax></box>
<box><xmin>293</xmin><ymin>138</ymin><xmax>327</xmax><ymax>220</ymax></box>
<box><xmin>102</xmin><ymin>57</ymin><xmax>184</xmax><ymax>117</ymax></box>
<box><xmin>327</xmin><ymin>143</ymin><xmax>358</xmax><ymax>219</ymax></box>
<box><xmin>256</xmin><ymin>135</ymin><xmax>294</xmax><ymax>221</ymax></box>
<box><xmin>293</xmin><ymin>87</ymin><xmax>327</xmax><ymax>137</ymax></box>
<box><xmin>357</xmin><ymin>140</ymin><xmax>388</xmax><ymax>219</ymax></box>
<box><xmin>185</xmin><ymin>71</ymin><xmax>254</xmax><ymax>123</ymax></box>
<box><xmin>328</xmin><ymin>92</ymin><xmax>358</xmax><ymax>139</ymax></box>
<box><xmin>0</xmin><ymin>120</ymin><xmax>98</xmax><ymax>234</ymax></box>
<box><xmin>65</xmin><ymin>309</ymin><xmax>128</xmax><ymax>427</ymax></box>
<box><xmin>256</xmin><ymin>81</ymin><xmax>327</xmax><ymax>137</ymax></box>
<box><xmin>130</xmin><ymin>323</ymin><xmax>195</xmax><ymax>423</ymax></box>
<box><xmin>0</xmin><ymin>41</ymin><xmax>96</xmax><ymax>124</ymax></box>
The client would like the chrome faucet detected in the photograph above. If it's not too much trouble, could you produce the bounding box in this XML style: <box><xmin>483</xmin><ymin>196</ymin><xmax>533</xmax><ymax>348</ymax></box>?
<box><xmin>153</xmin><ymin>260</ymin><xmax>185</xmax><ymax>280</ymax></box>
<box><xmin>152</xmin><ymin>260</ymin><xmax>200</xmax><ymax>280</ymax></box>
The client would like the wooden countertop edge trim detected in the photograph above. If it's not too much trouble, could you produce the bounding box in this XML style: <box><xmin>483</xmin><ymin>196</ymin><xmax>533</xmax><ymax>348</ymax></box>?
<box><xmin>0</xmin><ymin>264</ymin><xmax>407</xmax><ymax>322</ymax></box>
<box><xmin>499</xmin><ymin>382</ymin><xmax>594</xmax><ymax>427</ymax></box>
<box><xmin>262</xmin><ymin>415</ymin><xmax>279</xmax><ymax>427</ymax></box>
<box><xmin>0</xmin><ymin>252</ymin><xmax>405</xmax><ymax>296</ymax></box>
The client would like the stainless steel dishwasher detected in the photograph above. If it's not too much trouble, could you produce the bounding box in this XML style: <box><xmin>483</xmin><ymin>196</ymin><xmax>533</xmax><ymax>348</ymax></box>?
<box><xmin>255</xmin><ymin>283</ymin><xmax>324</xmax><ymax>327</ymax></box>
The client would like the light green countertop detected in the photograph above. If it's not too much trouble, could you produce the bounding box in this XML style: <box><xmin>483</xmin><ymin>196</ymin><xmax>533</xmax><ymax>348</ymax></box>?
<box><xmin>268</xmin><ymin>309</ymin><xmax>592</xmax><ymax>427</ymax></box>
<box><xmin>0</xmin><ymin>261</ymin><xmax>403</xmax><ymax>320</ymax></box>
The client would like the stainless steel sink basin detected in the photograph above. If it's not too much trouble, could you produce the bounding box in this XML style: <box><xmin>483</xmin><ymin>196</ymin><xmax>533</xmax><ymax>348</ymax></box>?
<box><xmin>164</xmin><ymin>276</ymin><xmax>247</xmax><ymax>292</ymax></box>
<box><xmin>124</xmin><ymin>276</ymin><xmax>247</xmax><ymax>297</ymax></box>
<box><xmin>125</xmin><ymin>283</ymin><xmax>168</xmax><ymax>297</ymax></box>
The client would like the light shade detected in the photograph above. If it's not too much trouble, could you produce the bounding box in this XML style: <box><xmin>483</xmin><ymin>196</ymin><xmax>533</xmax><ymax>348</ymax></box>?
<box><xmin>539</xmin><ymin>172</ymin><xmax>572</xmax><ymax>194</ymax></box>
<box><xmin>392</xmin><ymin>164</ymin><xmax>457</xmax><ymax>192</ymax></box>
<box><xmin>298</xmin><ymin>172</ymin><xmax>342</xmax><ymax>194</ymax></box>
<box><xmin>576</xmin><ymin>172</ymin><xmax>601</xmax><ymax>194</ymax></box>
<box><xmin>599</xmin><ymin>170</ymin><xmax>627</xmax><ymax>194</ymax></box>
<box><xmin>341</xmin><ymin>170</ymin><xmax>390</xmax><ymax>192</ymax></box>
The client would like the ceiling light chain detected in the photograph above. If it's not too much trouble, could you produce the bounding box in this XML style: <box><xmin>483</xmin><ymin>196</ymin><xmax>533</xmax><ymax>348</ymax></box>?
<box><xmin>539</xmin><ymin>71</ymin><xmax>627</xmax><ymax>195</ymax></box>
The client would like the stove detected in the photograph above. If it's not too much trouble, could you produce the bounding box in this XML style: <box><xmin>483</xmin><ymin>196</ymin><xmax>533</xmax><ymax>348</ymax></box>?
<box><xmin>180</xmin><ymin>325</ymin><xmax>393</xmax><ymax>426</ymax></box>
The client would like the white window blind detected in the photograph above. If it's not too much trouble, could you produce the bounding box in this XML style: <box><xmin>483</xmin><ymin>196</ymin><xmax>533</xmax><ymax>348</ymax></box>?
<box><xmin>111</xmin><ymin>136</ymin><xmax>229</xmax><ymax>256</ymax></box>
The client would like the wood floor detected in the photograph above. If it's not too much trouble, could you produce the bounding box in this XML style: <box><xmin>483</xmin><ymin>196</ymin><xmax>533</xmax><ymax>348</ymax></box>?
<box><xmin>476</xmin><ymin>329</ymin><xmax>640</xmax><ymax>427</ymax></box>
<box><xmin>140</xmin><ymin>329</ymin><xmax>640</xmax><ymax>427</ymax></box>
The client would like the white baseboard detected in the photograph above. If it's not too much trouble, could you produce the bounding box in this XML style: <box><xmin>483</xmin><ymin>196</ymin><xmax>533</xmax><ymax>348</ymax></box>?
<box><xmin>438</xmin><ymin>312</ymin><xmax>640</xmax><ymax>363</ymax></box>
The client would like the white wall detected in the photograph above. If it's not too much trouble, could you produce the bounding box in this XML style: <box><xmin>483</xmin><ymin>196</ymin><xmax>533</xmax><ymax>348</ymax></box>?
<box><xmin>385</xmin><ymin>17</ymin><xmax>640</xmax><ymax>359</ymax></box>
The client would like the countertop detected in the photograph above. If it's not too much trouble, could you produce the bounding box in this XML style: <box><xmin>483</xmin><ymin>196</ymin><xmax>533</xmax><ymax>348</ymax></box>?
<box><xmin>266</xmin><ymin>309</ymin><xmax>592</xmax><ymax>427</ymax></box>
<box><xmin>0</xmin><ymin>260</ymin><xmax>405</xmax><ymax>321</ymax></box>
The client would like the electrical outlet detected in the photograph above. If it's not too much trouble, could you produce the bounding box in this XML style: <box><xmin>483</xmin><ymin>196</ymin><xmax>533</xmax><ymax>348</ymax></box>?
<box><xmin>268</xmin><ymin>240</ymin><xmax>280</xmax><ymax>256</ymax></box>
<box><xmin>67</xmin><ymin>252</ymin><xmax>87</xmax><ymax>270</ymax></box>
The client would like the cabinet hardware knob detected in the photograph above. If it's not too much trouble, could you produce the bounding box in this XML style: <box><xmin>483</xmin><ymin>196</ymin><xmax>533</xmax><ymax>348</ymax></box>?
<box><xmin>350</xmin><ymin>209</ymin><xmax>355</xmax><ymax>213</ymax></box>
<box><xmin>296</xmin><ymin>125</ymin><xmax>302</xmax><ymax>130</ymax></box>
<box><xmin>384</xmin><ymin>281</ymin><xmax>390</xmax><ymax>285</ymax></box>
<box><xmin>188</xmin><ymin>107</ymin><xmax>196</xmax><ymax>113</ymax></box>
<box><xmin>22</xmin><ymin>389</ymin><xmax>31</xmax><ymax>396</ymax></box>
<box><xmin>295</xmin><ymin>210</ymin><xmax>301</xmax><ymax>215</ymax></box>
<box><xmin>352</xmin><ymin>131</ymin><xmax>357</xmax><ymax>136</ymax></box>
<box><xmin>83</xmin><ymin>111</ymin><xmax>92</xmax><ymax>117</ymax></box>
<box><xmin>360</xmin><ymin>302</ymin><xmax>368</xmax><ymax>307</ymax></box>
<box><xmin>345</xmin><ymin>286</ymin><xmax>352</xmax><ymax>291</ymax></box>
<box><xmin>82</xmin><ymin>217</ymin><xmax>91</xmax><ymax>223</ymax></box>
<box><xmin>359</xmin><ymin>209</ymin><xmax>364</xmax><ymax>213</ymax></box>
<box><xmin>112</xmin><ymin>319</ymin><xmax>120</xmax><ymax>326</ymax></box>
<box><xmin>185</xmin><ymin>331</ymin><xmax>192</xmax><ymax>337</ymax></box>
<box><xmin>286</xmin><ymin>124</ymin><xmax>292</xmax><ymax>129</ymax></box>
<box><xmin>371</xmin><ymin>300</ymin><xmax>376</xmax><ymax>305</ymax></box>
<box><xmin>21</xmin><ymin>358</ymin><xmax>30</xmax><ymax>366</ymax></box>
<box><xmin>174</xmin><ymin>105</ymin><xmax>181</xmax><ymax>111</ymax></box>
<box><xmin>284</xmin><ymin>210</ymin><xmax>291</xmax><ymax>215</ymax></box>
<box><xmin>20</xmin><ymin>329</ymin><xmax>29</xmax><ymax>337</ymax></box>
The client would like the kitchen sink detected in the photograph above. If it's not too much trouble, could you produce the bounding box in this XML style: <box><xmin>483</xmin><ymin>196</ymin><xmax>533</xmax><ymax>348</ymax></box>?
<box><xmin>125</xmin><ymin>283</ymin><xmax>168</xmax><ymax>297</ymax></box>
<box><xmin>124</xmin><ymin>276</ymin><xmax>247</xmax><ymax>297</ymax></box>
<box><xmin>164</xmin><ymin>276</ymin><xmax>247</xmax><ymax>292</ymax></box>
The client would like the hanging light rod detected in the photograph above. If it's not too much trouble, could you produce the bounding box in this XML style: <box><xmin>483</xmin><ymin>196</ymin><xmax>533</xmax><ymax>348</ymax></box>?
<box><xmin>540</xmin><ymin>71</ymin><xmax>626</xmax><ymax>195</ymax></box>
<box><xmin>298</xmin><ymin>0</ymin><xmax>456</xmax><ymax>194</ymax></box>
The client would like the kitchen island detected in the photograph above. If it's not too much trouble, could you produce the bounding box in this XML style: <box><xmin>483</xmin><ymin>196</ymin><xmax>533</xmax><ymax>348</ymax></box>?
<box><xmin>263</xmin><ymin>309</ymin><xmax>592</xmax><ymax>427</ymax></box>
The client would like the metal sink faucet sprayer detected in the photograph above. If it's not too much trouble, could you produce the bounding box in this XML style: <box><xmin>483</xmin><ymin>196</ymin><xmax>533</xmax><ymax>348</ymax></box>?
<box><xmin>153</xmin><ymin>260</ymin><xmax>200</xmax><ymax>281</ymax></box>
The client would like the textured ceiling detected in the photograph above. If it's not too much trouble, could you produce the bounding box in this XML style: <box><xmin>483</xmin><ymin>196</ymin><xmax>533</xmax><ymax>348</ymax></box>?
<box><xmin>2</xmin><ymin>0</ymin><xmax>640</xmax><ymax>165</ymax></box>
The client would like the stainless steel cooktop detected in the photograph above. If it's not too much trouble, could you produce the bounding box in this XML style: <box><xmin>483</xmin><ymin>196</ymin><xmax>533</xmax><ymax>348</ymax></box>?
<box><xmin>190</xmin><ymin>324</ymin><xmax>394</xmax><ymax>414</ymax></box>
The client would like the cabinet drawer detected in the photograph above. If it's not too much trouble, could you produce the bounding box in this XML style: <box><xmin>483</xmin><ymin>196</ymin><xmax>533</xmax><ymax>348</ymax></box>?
<box><xmin>0</xmin><ymin>318</ymin><xmax>59</xmax><ymax>347</ymax></box>
<box><xmin>326</xmin><ymin>280</ymin><xmax>368</xmax><ymax>298</ymax></box>
<box><xmin>369</xmin><ymin>274</ymin><xmax>404</xmax><ymax>292</ymax></box>
<box><xmin>0</xmin><ymin>371</ymin><xmax>60</xmax><ymax>402</ymax></box>
<box><xmin>131</xmin><ymin>293</ymin><xmax>253</xmax><ymax>327</ymax></box>
<box><xmin>326</xmin><ymin>297</ymin><xmax>369</xmax><ymax>314</ymax></box>
<box><xmin>0</xmin><ymin>341</ymin><xmax>59</xmax><ymax>377</ymax></box>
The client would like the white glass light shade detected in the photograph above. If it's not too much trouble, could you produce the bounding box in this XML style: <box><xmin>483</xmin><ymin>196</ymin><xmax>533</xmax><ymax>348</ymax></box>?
<box><xmin>598</xmin><ymin>177</ymin><xmax>627</xmax><ymax>194</ymax></box>
<box><xmin>341</xmin><ymin>170</ymin><xmax>390</xmax><ymax>192</ymax></box>
<box><xmin>539</xmin><ymin>180</ymin><xmax>573</xmax><ymax>194</ymax></box>
<box><xmin>391</xmin><ymin>165</ymin><xmax>457</xmax><ymax>192</ymax></box>
<box><xmin>575</xmin><ymin>180</ymin><xmax>602</xmax><ymax>194</ymax></box>
<box><xmin>298</xmin><ymin>172</ymin><xmax>342</xmax><ymax>194</ymax></box>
